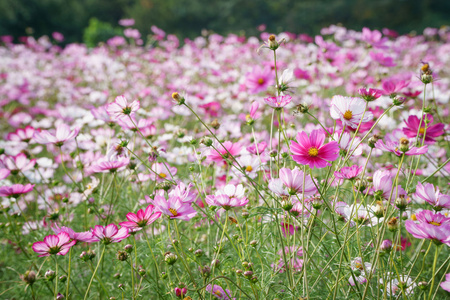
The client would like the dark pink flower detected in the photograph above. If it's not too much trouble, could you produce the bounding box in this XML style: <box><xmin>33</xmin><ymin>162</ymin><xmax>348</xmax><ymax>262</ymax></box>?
<box><xmin>90</xmin><ymin>224</ymin><xmax>130</xmax><ymax>245</ymax></box>
<box><xmin>206</xmin><ymin>284</ymin><xmax>234</xmax><ymax>299</ymax></box>
<box><xmin>245</xmin><ymin>66</ymin><xmax>274</xmax><ymax>94</ymax></box>
<box><xmin>32</xmin><ymin>232</ymin><xmax>76</xmax><ymax>257</ymax></box>
<box><xmin>290</xmin><ymin>129</ymin><xmax>339</xmax><ymax>169</ymax></box>
<box><xmin>246</xmin><ymin>141</ymin><xmax>267</xmax><ymax>155</ymax></box>
<box><xmin>7</xmin><ymin>125</ymin><xmax>35</xmax><ymax>142</ymax></box>
<box><xmin>199</xmin><ymin>102</ymin><xmax>221</xmax><ymax>117</ymax></box>
<box><xmin>0</xmin><ymin>183</ymin><xmax>34</xmax><ymax>198</ymax></box>
<box><xmin>402</xmin><ymin>114</ymin><xmax>444</xmax><ymax>144</ymax></box>
<box><xmin>361</xmin><ymin>27</ymin><xmax>388</xmax><ymax>48</ymax></box>
<box><xmin>33</xmin><ymin>124</ymin><xmax>79</xmax><ymax>146</ymax></box>
<box><xmin>207</xmin><ymin>141</ymin><xmax>241</xmax><ymax>163</ymax></box>
<box><xmin>358</xmin><ymin>88</ymin><xmax>382</xmax><ymax>102</ymax></box>
<box><xmin>369</xmin><ymin>52</ymin><xmax>396</xmax><ymax>67</ymax></box>
<box><xmin>381</xmin><ymin>79</ymin><xmax>409</xmax><ymax>96</ymax></box>
<box><xmin>119</xmin><ymin>205</ymin><xmax>161</xmax><ymax>232</ymax></box>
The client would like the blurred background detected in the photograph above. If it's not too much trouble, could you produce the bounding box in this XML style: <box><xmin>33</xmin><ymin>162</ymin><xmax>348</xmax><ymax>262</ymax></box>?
<box><xmin>1</xmin><ymin>0</ymin><xmax>449</xmax><ymax>46</ymax></box>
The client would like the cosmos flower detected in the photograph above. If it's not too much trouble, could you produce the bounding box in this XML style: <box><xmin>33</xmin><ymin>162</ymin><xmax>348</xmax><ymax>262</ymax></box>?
<box><xmin>0</xmin><ymin>183</ymin><xmax>34</xmax><ymax>198</ymax></box>
<box><xmin>402</xmin><ymin>114</ymin><xmax>444</xmax><ymax>144</ymax></box>
<box><xmin>334</xmin><ymin>165</ymin><xmax>363</xmax><ymax>180</ymax></box>
<box><xmin>51</xmin><ymin>225</ymin><xmax>94</xmax><ymax>243</ymax></box>
<box><xmin>33</xmin><ymin>124</ymin><xmax>79</xmax><ymax>146</ymax></box>
<box><xmin>414</xmin><ymin>182</ymin><xmax>450</xmax><ymax>210</ymax></box>
<box><xmin>207</xmin><ymin>141</ymin><xmax>241</xmax><ymax>164</ymax></box>
<box><xmin>152</xmin><ymin>194</ymin><xmax>197</xmax><ymax>221</ymax></box>
<box><xmin>32</xmin><ymin>232</ymin><xmax>76</xmax><ymax>257</ymax></box>
<box><xmin>245</xmin><ymin>66</ymin><xmax>274</xmax><ymax>94</ymax></box>
<box><xmin>206</xmin><ymin>284</ymin><xmax>234</xmax><ymax>299</ymax></box>
<box><xmin>2</xmin><ymin>153</ymin><xmax>35</xmax><ymax>174</ymax></box>
<box><xmin>90</xmin><ymin>224</ymin><xmax>130</xmax><ymax>245</ymax></box>
<box><xmin>89</xmin><ymin>156</ymin><xmax>130</xmax><ymax>174</ymax></box>
<box><xmin>119</xmin><ymin>205</ymin><xmax>161</xmax><ymax>232</ymax></box>
<box><xmin>263</xmin><ymin>95</ymin><xmax>292</xmax><ymax>108</ymax></box>
<box><xmin>330</xmin><ymin>95</ymin><xmax>373</xmax><ymax>129</ymax></box>
<box><xmin>7</xmin><ymin>125</ymin><xmax>35</xmax><ymax>142</ymax></box>
<box><xmin>375</xmin><ymin>137</ymin><xmax>427</xmax><ymax>156</ymax></box>
<box><xmin>290</xmin><ymin>129</ymin><xmax>339</xmax><ymax>169</ymax></box>
<box><xmin>441</xmin><ymin>273</ymin><xmax>450</xmax><ymax>292</ymax></box>
<box><xmin>358</xmin><ymin>87</ymin><xmax>383</xmax><ymax>102</ymax></box>
<box><xmin>205</xmin><ymin>184</ymin><xmax>248</xmax><ymax>210</ymax></box>
<box><xmin>150</xmin><ymin>163</ymin><xmax>177</xmax><ymax>182</ymax></box>
<box><xmin>279</xmin><ymin>167</ymin><xmax>317</xmax><ymax>195</ymax></box>
<box><xmin>405</xmin><ymin>210</ymin><xmax>450</xmax><ymax>245</ymax></box>
<box><xmin>106</xmin><ymin>95</ymin><xmax>140</xmax><ymax>120</ymax></box>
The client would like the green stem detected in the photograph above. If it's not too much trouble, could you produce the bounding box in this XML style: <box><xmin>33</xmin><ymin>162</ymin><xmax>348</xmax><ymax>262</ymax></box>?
<box><xmin>66</xmin><ymin>247</ymin><xmax>72</xmax><ymax>300</ymax></box>
<box><xmin>84</xmin><ymin>246</ymin><xmax>106</xmax><ymax>300</ymax></box>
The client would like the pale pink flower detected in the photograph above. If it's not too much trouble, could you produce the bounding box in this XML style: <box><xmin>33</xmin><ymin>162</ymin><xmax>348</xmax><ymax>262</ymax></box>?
<box><xmin>106</xmin><ymin>95</ymin><xmax>140</xmax><ymax>120</ymax></box>
<box><xmin>52</xmin><ymin>225</ymin><xmax>94</xmax><ymax>243</ymax></box>
<box><xmin>90</xmin><ymin>224</ymin><xmax>130</xmax><ymax>245</ymax></box>
<box><xmin>279</xmin><ymin>167</ymin><xmax>317</xmax><ymax>195</ymax></box>
<box><xmin>414</xmin><ymin>182</ymin><xmax>450</xmax><ymax>210</ymax></box>
<box><xmin>150</xmin><ymin>163</ymin><xmax>177</xmax><ymax>182</ymax></box>
<box><xmin>330</xmin><ymin>95</ymin><xmax>373</xmax><ymax>129</ymax></box>
<box><xmin>0</xmin><ymin>183</ymin><xmax>34</xmax><ymax>198</ymax></box>
<box><xmin>263</xmin><ymin>95</ymin><xmax>292</xmax><ymax>108</ymax></box>
<box><xmin>119</xmin><ymin>205</ymin><xmax>161</xmax><ymax>232</ymax></box>
<box><xmin>152</xmin><ymin>194</ymin><xmax>197</xmax><ymax>221</ymax></box>
<box><xmin>441</xmin><ymin>273</ymin><xmax>450</xmax><ymax>292</ymax></box>
<box><xmin>405</xmin><ymin>210</ymin><xmax>450</xmax><ymax>245</ymax></box>
<box><xmin>206</xmin><ymin>184</ymin><xmax>248</xmax><ymax>210</ymax></box>
<box><xmin>7</xmin><ymin>125</ymin><xmax>35</xmax><ymax>142</ymax></box>
<box><xmin>245</xmin><ymin>66</ymin><xmax>274</xmax><ymax>94</ymax></box>
<box><xmin>358</xmin><ymin>88</ymin><xmax>382</xmax><ymax>102</ymax></box>
<box><xmin>207</xmin><ymin>141</ymin><xmax>241</xmax><ymax>164</ymax></box>
<box><xmin>33</xmin><ymin>124</ymin><xmax>79</xmax><ymax>146</ymax></box>
<box><xmin>334</xmin><ymin>165</ymin><xmax>363</xmax><ymax>180</ymax></box>
<box><xmin>2</xmin><ymin>153</ymin><xmax>35</xmax><ymax>174</ymax></box>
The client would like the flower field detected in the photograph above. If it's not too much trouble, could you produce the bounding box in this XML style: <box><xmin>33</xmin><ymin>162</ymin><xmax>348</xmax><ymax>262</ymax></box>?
<box><xmin>1</xmin><ymin>25</ymin><xmax>450</xmax><ymax>299</ymax></box>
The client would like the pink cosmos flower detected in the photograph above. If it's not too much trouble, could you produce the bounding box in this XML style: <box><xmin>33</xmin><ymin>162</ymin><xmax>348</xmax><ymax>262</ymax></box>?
<box><xmin>245</xmin><ymin>102</ymin><xmax>262</xmax><ymax>124</ymax></box>
<box><xmin>375</xmin><ymin>137</ymin><xmax>428</xmax><ymax>156</ymax></box>
<box><xmin>152</xmin><ymin>194</ymin><xmax>197</xmax><ymax>221</ymax></box>
<box><xmin>90</xmin><ymin>156</ymin><xmax>130</xmax><ymax>173</ymax></box>
<box><xmin>245</xmin><ymin>66</ymin><xmax>274</xmax><ymax>94</ymax></box>
<box><xmin>334</xmin><ymin>165</ymin><xmax>363</xmax><ymax>180</ymax></box>
<box><xmin>206</xmin><ymin>284</ymin><xmax>234</xmax><ymax>299</ymax></box>
<box><xmin>106</xmin><ymin>95</ymin><xmax>140</xmax><ymax>120</ymax></box>
<box><xmin>168</xmin><ymin>182</ymin><xmax>197</xmax><ymax>203</ymax></box>
<box><xmin>7</xmin><ymin>125</ymin><xmax>35</xmax><ymax>142</ymax></box>
<box><xmin>414</xmin><ymin>182</ymin><xmax>450</xmax><ymax>211</ymax></box>
<box><xmin>273</xmin><ymin>257</ymin><xmax>303</xmax><ymax>274</ymax></box>
<box><xmin>150</xmin><ymin>163</ymin><xmax>177</xmax><ymax>182</ymax></box>
<box><xmin>0</xmin><ymin>169</ymin><xmax>10</xmax><ymax>180</ymax></box>
<box><xmin>119</xmin><ymin>18</ymin><xmax>135</xmax><ymax>26</ymax></box>
<box><xmin>279</xmin><ymin>167</ymin><xmax>317</xmax><ymax>195</ymax></box>
<box><xmin>52</xmin><ymin>32</ymin><xmax>64</xmax><ymax>42</ymax></box>
<box><xmin>119</xmin><ymin>205</ymin><xmax>161</xmax><ymax>232</ymax></box>
<box><xmin>441</xmin><ymin>273</ymin><xmax>450</xmax><ymax>292</ymax></box>
<box><xmin>2</xmin><ymin>153</ymin><xmax>35</xmax><ymax>174</ymax></box>
<box><xmin>370</xmin><ymin>169</ymin><xmax>406</xmax><ymax>201</ymax></box>
<box><xmin>358</xmin><ymin>88</ymin><xmax>382</xmax><ymax>102</ymax></box>
<box><xmin>263</xmin><ymin>95</ymin><xmax>292</xmax><ymax>108</ymax></box>
<box><xmin>402</xmin><ymin>114</ymin><xmax>444</xmax><ymax>144</ymax></box>
<box><xmin>361</xmin><ymin>27</ymin><xmax>388</xmax><ymax>48</ymax></box>
<box><xmin>369</xmin><ymin>52</ymin><xmax>396</xmax><ymax>67</ymax></box>
<box><xmin>205</xmin><ymin>184</ymin><xmax>248</xmax><ymax>210</ymax></box>
<box><xmin>199</xmin><ymin>102</ymin><xmax>221</xmax><ymax>117</ymax></box>
<box><xmin>330</xmin><ymin>96</ymin><xmax>373</xmax><ymax>129</ymax></box>
<box><xmin>33</xmin><ymin>124</ymin><xmax>79</xmax><ymax>146</ymax></box>
<box><xmin>246</xmin><ymin>141</ymin><xmax>267</xmax><ymax>155</ymax></box>
<box><xmin>52</xmin><ymin>225</ymin><xmax>94</xmax><ymax>243</ymax></box>
<box><xmin>90</xmin><ymin>224</ymin><xmax>130</xmax><ymax>245</ymax></box>
<box><xmin>268</xmin><ymin>179</ymin><xmax>289</xmax><ymax>196</ymax></box>
<box><xmin>381</xmin><ymin>79</ymin><xmax>409</xmax><ymax>96</ymax></box>
<box><xmin>207</xmin><ymin>141</ymin><xmax>242</xmax><ymax>164</ymax></box>
<box><xmin>333</xmin><ymin>131</ymin><xmax>362</xmax><ymax>157</ymax></box>
<box><xmin>0</xmin><ymin>183</ymin><xmax>34</xmax><ymax>198</ymax></box>
<box><xmin>290</xmin><ymin>129</ymin><xmax>339</xmax><ymax>169</ymax></box>
<box><xmin>32</xmin><ymin>232</ymin><xmax>76</xmax><ymax>257</ymax></box>
<box><xmin>405</xmin><ymin>210</ymin><xmax>450</xmax><ymax>245</ymax></box>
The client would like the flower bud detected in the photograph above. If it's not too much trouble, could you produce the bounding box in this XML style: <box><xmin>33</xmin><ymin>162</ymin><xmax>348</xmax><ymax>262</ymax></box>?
<box><xmin>210</xmin><ymin>119</ymin><xmax>220</xmax><ymax>130</ymax></box>
<box><xmin>45</xmin><ymin>270</ymin><xmax>56</xmax><ymax>281</ymax></box>
<box><xmin>368</xmin><ymin>135</ymin><xmax>379</xmax><ymax>148</ymax></box>
<box><xmin>393</xmin><ymin>96</ymin><xmax>407</xmax><ymax>106</ymax></box>
<box><xmin>243</xmin><ymin>270</ymin><xmax>253</xmax><ymax>278</ymax></box>
<box><xmin>241</xmin><ymin>211</ymin><xmax>249</xmax><ymax>219</ymax></box>
<box><xmin>124</xmin><ymin>244</ymin><xmax>133</xmax><ymax>253</ymax></box>
<box><xmin>421</xmin><ymin>74</ymin><xmax>433</xmax><ymax>84</ymax></box>
<box><xmin>161</xmin><ymin>272</ymin><xmax>168</xmax><ymax>279</ymax></box>
<box><xmin>138</xmin><ymin>268</ymin><xmax>146</xmax><ymax>276</ymax></box>
<box><xmin>268</xmin><ymin>35</ymin><xmax>279</xmax><ymax>50</ymax></box>
<box><xmin>380</xmin><ymin>239</ymin><xmax>392</xmax><ymax>252</ymax></box>
<box><xmin>56</xmin><ymin>293</ymin><xmax>65</xmax><ymax>300</ymax></box>
<box><xmin>311</xmin><ymin>196</ymin><xmax>323</xmax><ymax>210</ymax></box>
<box><xmin>172</xmin><ymin>239</ymin><xmax>179</xmax><ymax>246</ymax></box>
<box><xmin>399</xmin><ymin>138</ymin><xmax>410</xmax><ymax>153</ymax></box>
<box><xmin>269</xmin><ymin>150</ymin><xmax>278</xmax><ymax>158</ymax></box>
<box><xmin>202</xmin><ymin>138</ymin><xmax>213</xmax><ymax>147</ymax></box>
<box><xmin>418</xmin><ymin>281</ymin><xmax>429</xmax><ymax>290</ymax></box>
<box><xmin>236</xmin><ymin>269</ymin><xmax>243</xmax><ymax>275</ymax></box>
<box><xmin>394</xmin><ymin>195</ymin><xmax>408</xmax><ymax>210</ymax></box>
<box><xmin>172</xmin><ymin>92</ymin><xmax>185</xmax><ymax>105</ymax></box>
<box><xmin>164</xmin><ymin>252</ymin><xmax>178</xmax><ymax>265</ymax></box>
<box><xmin>114</xmin><ymin>272</ymin><xmax>121</xmax><ymax>279</ymax></box>
<box><xmin>211</xmin><ymin>259</ymin><xmax>220</xmax><ymax>268</ymax></box>
<box><xmin>199</xmin><ymin>265</ymin><xmax>211</xmax><ymax>277</ymax></box>
<box><xmin>281</xmin><ymin>198</ymin><xmax>293</xmax><ymax>211</ymax></box>
<box><xmin>373</xmin><ymin>201</ymin><xmax>385</xmax><ymax>218</ymax></box>
<box><xmin>194</xmin><ymin>249</ymin><xmax>203</xmax><ymax>257</ymax></box>
<box><xmin>250</xmin><ymin>240</ymin><xmax>258</xmax><ymax>247</ymax></box>
<box><xmin>116</xmin><ymin>250</ymin><xmax>128</xmax><ymax>261</ymax></box>
<box><xmin>21</xmin><ymin>270</ymin><xmax>36</xmax><ymax>285</ymax></box>
<box><xmin>387</xmin><ymin>217</ymin><xmax>399</xmax><ymax>232</ymax></box>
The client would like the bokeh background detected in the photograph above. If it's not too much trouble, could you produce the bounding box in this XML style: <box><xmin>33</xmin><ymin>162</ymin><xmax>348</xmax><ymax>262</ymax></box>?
<box><xmin>1</xmin><ymin>0</ymin><xmax>449</xmax><ymax>45</ymax></box>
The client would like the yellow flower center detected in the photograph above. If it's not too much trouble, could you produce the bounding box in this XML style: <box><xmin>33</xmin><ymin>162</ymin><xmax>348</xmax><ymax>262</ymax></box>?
<box><xmin>169</xmin><ymin>208</ymin><xmax>178</xmax><ymax>216</ymax></box>
<box><xmin>430</xmin><ymin>221</ymin><xmax>441</xmax><ymax>226</ymax></box>
<box><xmin>419</xmin><ymin>127</ymin><xmax>425</xmax><ymax>135</ymax></box>
<box><xmin>411</xmin><ymin>214</ymin><xmax>417</xmax><ymax>221</ymax></box>
<box><xmin>214</xmin><ymin>290</ymin><xmax>223</xmax><ymax>297</ymax></box>
<box><xmin>343</xmin><ymin>110</ymin><xmax>353</xmax><ymax>120</ymax></box>
<box><xmin>159</xmin><ymin>173</ymin><xmax>167</xmax><ymax>178</ymax></box>
<box><xmin>355</xmin><ymin>262</ymin><xmax>363</xmax><ymax>270</ymax></box>
<box><xmin>246</xmin><ymin>165</ymin><xmax>253</xmax><ymax>172</ymax></box>
<box><xmin>245</xmin><ymin>114</ymin><xmax>251</xmax><ymax>121</ymax></box>
<box><xmin>257</xmin><ymin>78</ymin><xmax>265</xmax><ymax>85</ymax></box>
<box><xmin>308</xmin><ymin>147</ymin><xmax>319</xmax><ymax>157</ymax></box>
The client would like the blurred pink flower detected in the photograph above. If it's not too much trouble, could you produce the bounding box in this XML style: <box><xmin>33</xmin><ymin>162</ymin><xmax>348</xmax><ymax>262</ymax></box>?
<box><xmin>33</xmin><ymin>124</ymin><xmax>79</xmax><ymax>146</ymax></box>
<box><xmin>106</xmin><ymin>95</ymin><xmax>140</xmax><ymax>120</ymax></box>
<box><xmin>402</xmin><ymin>114</ymin><xmax>444</xmax><ymax>144</ymax></box>
<box><xmin>245</xmin><ymin>66</ymin><xmax>274</xmax><ymax>94</ymax></box>
<box><xmin>0</xmin><ymin>183</ymin><xmax>34</xmax><ymax>198</ymax></box>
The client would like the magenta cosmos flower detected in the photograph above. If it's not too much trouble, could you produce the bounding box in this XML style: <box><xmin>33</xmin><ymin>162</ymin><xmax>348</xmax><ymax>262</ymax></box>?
<box><xmin>0</xmin><ymin>183</ymin><xmax>34</xmax><ymax>198</ymax></box>
<box><xmin>290</xmin><ymin>129</ymin><xmax>339</xmax><ymax>169</ymax></box>
<box><xmin>330</xmin><ymin>95</ymin><xmax>373</xmax><ymax>129</ymax></box>
<box><xmin>7</xmin><ymin>125</ymin><xmax>35</xmax><ymax>142</ymax></box>
<box><xmin>207</xmin><ymin>141</ymin><xmax>241</xmax><ymax>163</ymax></box>
<box><xmin>358</xmin><ymin>87</ymin><xmax>383</xmax><ymax>102</ymax></box>
<box><xmin>414</xmin><ymin>182</ymin><xmax>450</xmax><ymax>211</ymax></box>
<box><xmin>33</xmin><ymin>124</ymin><xmax>79</xmax><ymax>146</ymax></box>
<box><xmin>402</xmin><ymin>114</ymin><xmax>444</xmax><ymax>144</ymax></box>
<box><xmin>32</xmin><ymin>232</ymin><xmax>76</xmax><ymax>257</ymax></box>
<box><xmin>278</xmin><ymin>167</ymin><xmax>317</xmax><ymax>195</ymax></box>
<box><xmin>381</xmin><ymin>79</ymin><xmax>409</xmax><ymax>96</ymax></box>
<box><xmin>405</xmin><ymin>210</ymin><xmax>450</xmax><ymax>246</ymax></box>
<box><xmin>334</xmin><ymin>165</ymin><xmax>363</xmax><ymax>180</ymax></box>
<box><xmin>152</xmin><ymin>194</ymin><xmax>197</xmax><ymax>221</ymax></box>
<box><xmin>119</xmin><ymin>204</ymin><xmax>161</xmax><ymax>232</ymax></box>
<box><xmin>90</xmin><ymin>224</ymin><xmax>130</xmax><ymax>245</ymax></box>
<box><xmin>205</xmin><ymin>184</ymin><xmax>248</xmax><ymax>210</ymax></box>
<box><xmin>375</xmin><ymin>137</ymin><xmax>428</xmax><ymax>156</ymax></box>
<box><xmin>263</xmin><ymin>95</ymin><xmax>292</xmax><ymax>109</ymax></box>
<box><xmin>245</xmin><ymin>66</ymin><xmax>274</xmax><ymax>94</ymax></box>
<box><xmin>106</xmin><ymin>95</ymin><xmax>140</xmax><ymax>120</ymax></box>
<box><xmin>206</xmin><ymin>284</ymin><xmax>234</xmax><ymax>299</ymax></box>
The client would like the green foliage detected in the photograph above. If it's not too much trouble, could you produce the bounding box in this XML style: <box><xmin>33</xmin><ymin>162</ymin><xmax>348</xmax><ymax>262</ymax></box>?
<box><xmin>83</xmin><ymin>18</ymin><xmax>123</xmax><ymax>47</ymax></box>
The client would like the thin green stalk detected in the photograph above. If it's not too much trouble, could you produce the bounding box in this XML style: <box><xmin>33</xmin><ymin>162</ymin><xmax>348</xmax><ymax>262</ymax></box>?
<box><xmin>66</xmin><ymin>247</ymin><xmax>72</xmax><ymax>300</ymax></box>
<box><xmin>84</xmin><ymin>246</ymin><xmax>106</xmax><ymax>300</ymax></box>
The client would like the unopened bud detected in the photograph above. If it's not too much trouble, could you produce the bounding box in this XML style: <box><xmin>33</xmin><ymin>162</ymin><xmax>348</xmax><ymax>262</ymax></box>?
<box><xmin>399</xmin><ymin>137</ymin><xmax>410</xmax><ymax>153</ymax></box>
<box><xmin>395</xmin><ymin>195</ymin><xmax>408</xmax><ymax>210</ymax></box>
<box><xmin>268</xmin><ymin>35</ymin><xmax>279</xmax><ymax>50</ymax></box>
<box><xmin>387</xmin><ymin>217</ymin><xmax>399</xmax><ymax>232</ymax></box>
<box><xmin>116</xmin><ymin>250</ymin><xmax>128</xmax><ymax>261</ymax></box>
<box><xmin>164</xmin><ymin>252</ymin><xmax>178</xmax><ymax>265</ymax></box>
<box><xmin>45</xmin><ymin>270</ymin><xmax>56</xmax><ymax>281</ymax></box>
<box><xmin>172</xmin><ymin>92</ymin><xmax>185</xmax><ymax>105</ymax></box>
<box><xmin>21</xmin><ymin>270</ymin><xmax>36</xmax><ymax>285</ymax></box>
<box><xmin>124</xmin><ymin>244</ymin><xmax>133</xmax><ymax>253</ymax></box>
<box><xmin>210</xmin><ymin>119</ymin><xmax>220</xmax><ymax>130</ymax></box>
